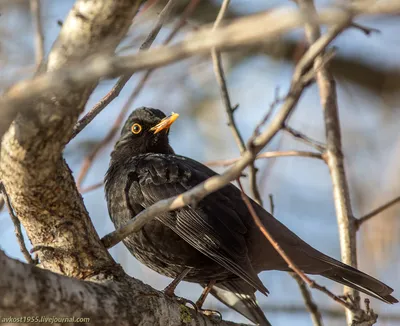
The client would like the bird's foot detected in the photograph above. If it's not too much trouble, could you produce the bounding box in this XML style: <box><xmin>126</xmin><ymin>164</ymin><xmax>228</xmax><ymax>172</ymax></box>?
<box><xmin>198</xmin><ymin>308</ymin><xmax>222</xmax><ymax>323</ymax></box>
<box><xmin>163</xmin><ymin>288</ymin><xmax>197</xmax><ymax>311</ymax></box>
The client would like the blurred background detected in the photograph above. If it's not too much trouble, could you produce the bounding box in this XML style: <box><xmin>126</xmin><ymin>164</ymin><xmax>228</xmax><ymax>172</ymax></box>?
<box><xmin>0</xmin><ymin>0</ymin><xmax>399</xmax><ymax>325</ymax></box>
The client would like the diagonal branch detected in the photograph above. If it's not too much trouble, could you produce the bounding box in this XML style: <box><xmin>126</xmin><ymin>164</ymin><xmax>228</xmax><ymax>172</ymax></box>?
<box><xmin>356</xmin><ymin>195</ymin><xmax>400</xmax><ymax>230</ymax></box>
<box><xmin>0</xmin><ymin>183</ymin><xmax>36</xmax><ymax>265</ymax></box>
<box><xmin>101</xmin><ymin>23</ymin><xmax>345</xmax><ymax>249</ymax></box>
<box><xmin>211</xmin><ymin>0</ymin><xmax>262</xmax><ymax>205</ymax></box>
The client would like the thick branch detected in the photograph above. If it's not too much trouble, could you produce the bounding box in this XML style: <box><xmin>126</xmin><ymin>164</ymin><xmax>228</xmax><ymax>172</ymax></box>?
<box><xmin>0</xmin><ymin>0</ymin><xmax>141</xmax><ymax>277</ymax></box>
<box><xmin>0</xmin><ymin>250</ymin><xmax>244</xmax><ymax>326</ymax></box>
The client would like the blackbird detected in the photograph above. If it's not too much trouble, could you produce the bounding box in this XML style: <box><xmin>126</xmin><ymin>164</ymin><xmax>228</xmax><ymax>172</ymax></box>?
<box><xmin>105</xmin><ymin>107</ymin><xmax>397</xmax><ymax>325</ymax></box>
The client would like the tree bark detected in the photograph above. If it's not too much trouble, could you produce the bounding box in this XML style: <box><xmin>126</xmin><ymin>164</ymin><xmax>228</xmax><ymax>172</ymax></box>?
<box><xmin>0</xmin><ymin>250</ymin><xmax>243</xmax><ymax>326</ymax></box>
<box><xmin>0</xmin><ymin>0</ymin><xmax>140</xmax><ymax>277</ymax></box>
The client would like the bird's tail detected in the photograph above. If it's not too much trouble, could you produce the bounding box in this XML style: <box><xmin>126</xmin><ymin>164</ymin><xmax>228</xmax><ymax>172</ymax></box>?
<box><xmin>316</xmin><ymin>253</ymin><xmax>398</xmax><ymax>304</ymax></box>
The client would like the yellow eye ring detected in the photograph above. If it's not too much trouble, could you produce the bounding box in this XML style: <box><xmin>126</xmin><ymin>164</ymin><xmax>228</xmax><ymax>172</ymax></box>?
<box><xmin>131</xmin><ymin>123</ymin><xmax>142</xmax><ymax>134</ymax></box>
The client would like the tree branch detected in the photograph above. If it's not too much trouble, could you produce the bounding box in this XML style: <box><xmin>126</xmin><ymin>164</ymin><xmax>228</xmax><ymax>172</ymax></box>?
<box><xmin>30</xmin><ymin>0</ymin><xmax>45</xmax><ymax>69</ymax></box>
<box><xmin>356</xmin><ymin>195</ymin><xmax>400</xmax><ymax>230</ymax></box>
<box><xmin>0</xmin><ymin>0</ymin><xmax>142</xmax><ymax>277</ymax></box>
<box><xmin>296</xmin><ymin>0</ymin><xmax>357</xmax><ymax>323</ymax></box>
<box><xmin>0</xmin><ymin>249</ymin><xmax>245</xmax><ymax>326</ymax></box>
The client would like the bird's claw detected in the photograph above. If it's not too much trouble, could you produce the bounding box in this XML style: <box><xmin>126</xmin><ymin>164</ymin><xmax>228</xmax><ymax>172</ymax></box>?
<box><xmin>163</xmin><ymin>289</ymin><xmax>197</xmax><ymax>311</ymax></box>
<box><xmin>198</xmin><ymin>309</ymin><xmax>222</xmax><ymax>323</ymax></box>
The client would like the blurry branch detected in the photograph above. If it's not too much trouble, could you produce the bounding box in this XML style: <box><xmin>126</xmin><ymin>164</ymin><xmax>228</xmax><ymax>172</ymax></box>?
<box><xmin>267</xmin><ymin>188</ymin><xmax>323</xmax><ymax>326</ymax></box>
<box><xmin>30</xmin><ymin>0</ymin><xmax>45</xmax><ymax>68</ymax></box>
<box><xmin>290</xmin><ymin>272</ymin><xmax>323</xmax><ymax>326</ymax></box>
<box><xmin>356</xmin><ymin>195</ymin><xmax>400</xmax><ymax>230</ymax></box>
<box><xmin>71</xmin><ymin>0</ymin><xmax>180</xmax><ymax>139</ymax></box>
<box><xmin>0</xmin><ymin>183</ymin><xmax>36</xmax><ymax>265</ymax></box>
<box><xmin>296</xmin><ymin>0</ymin><xmax>357</xmax><ymax>323</ymax></box>
<box><xmin>75</xmin><ymin>0</ymin><xmax>200</xmax><ymax>188</ymax></box>
<box><xmin>211</xmin><ymin>0</ymin><xmax>263</xmax><ymax>205</ymax></box>
<box><xmin>283</xmin><ymin>125</ymin><xmax>326</xmax><ymax>152</ymax></box>
<box><xmin>236</xmin><ymin>179</ymin><xmax>362</xmax><ymax>314</ymax></box>
<box><xmin>101</xmin><ymin>22</ymin><xmax>343</xmax><ymax>250</ymax></box>
<box><xmin>3</xmin><ymin>2</ymin><xmax>400</xmax><ymax>139</ymax></box>
<box><xmin>205</xmin><ymin>150</ymin><xmax>323</xmax><ymax>167</ymax></box>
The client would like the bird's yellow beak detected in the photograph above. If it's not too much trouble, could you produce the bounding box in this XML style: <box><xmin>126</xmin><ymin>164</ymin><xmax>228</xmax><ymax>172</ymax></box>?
<box><xmin>150</xmin><ymin>112</ymin><xmax>179</xmax><ymax>134</ymax></box>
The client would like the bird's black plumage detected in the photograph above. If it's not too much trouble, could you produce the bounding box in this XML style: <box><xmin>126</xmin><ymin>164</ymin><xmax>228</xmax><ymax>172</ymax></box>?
<box><xmin>105</xmin><ymin>107</ymin><xmax>397</xmax><ymax>325</ymax></box>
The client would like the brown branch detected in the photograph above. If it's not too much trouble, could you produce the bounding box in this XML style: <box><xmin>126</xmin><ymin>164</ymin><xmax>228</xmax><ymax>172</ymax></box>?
<box><xmin>296</xmin><ymin>0</ymin><xmax>357</xmax><ymax>323</ymax></box>
<box><xmin>283</xmin><ymin>124</ymin><xmax>326</xmax><ymax>152</ymax></box>
<box><xmin>236</xmin><ymin>178</ymin><xmax>355</xmax><ymax>311</ymax></box>
<box><xmin>206</xmin><ymin>150</ymin><xmax>323</xmax><ymax>167</ymax></box>
<box><xmin>101</xmin><ymin>24</ymin><xmax>343</xmax><ymax>249</ymax></box>
<box><xmin>71</xmin><ymin>0</ymin><xmax>180</xmax><ymax>139</ymax></box>
<box><xmin>355</xmin><ymin>195</ymin><xmax>400</xmax><ymax>230</ymax></box>
<box><xmin>30</xmin><ymin>0</ymin><xmax>45</xmax><ymax>68</ymax></box>
<box><xmin>0</xmin><ymin>183</ymin><xmax>36</xmax><ymax>265</ymax></box>
<box><xmin>290</xmin><ymin>272</ymin><xmax>324</xmax><ymax>326</ymax></box>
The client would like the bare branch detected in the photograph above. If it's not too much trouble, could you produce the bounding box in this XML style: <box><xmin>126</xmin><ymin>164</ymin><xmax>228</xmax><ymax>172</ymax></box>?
<box><xmin>356</xmin><ymin>195</ymin><xmax>400</xmax><ymax>230</ymax></box>
<box><xmin>283</xmin><ymin>125</ymin><xmax>326</xmax><ymax>152</ymax></box>
<box><xmin>30</xmin><ymin>0</ymin><xmax>45</xmax><ymax>68</ymax></box>
<box><xmin>290</xmin><ymin>272</ymin><xmax>324</xmax><ymax>326</ymax></box>
<box><xmin>296</xmin><ymin>0</ymin><xmax>357</xmax><ymax>323</ymax></box>
<box><xmin>205</xmin><ymin>150</ymin><xmax>323</xmax><ymax>167</ymax></box>
<box><xmin>210</xmin><ymin>0</ymin><xmax>263</xmax><ymax>205</ymax></box>
<box><xmin>0</xmin><ymin>184</ymin><xmax>36</xmax><ymax>265</ymax></box>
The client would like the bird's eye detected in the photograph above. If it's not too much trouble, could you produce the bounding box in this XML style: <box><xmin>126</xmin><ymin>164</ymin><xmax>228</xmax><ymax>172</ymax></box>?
<box><xmin>131</xmin><ymin>123</ymin><xmax>142</xmax><ymax>134</ymax></box>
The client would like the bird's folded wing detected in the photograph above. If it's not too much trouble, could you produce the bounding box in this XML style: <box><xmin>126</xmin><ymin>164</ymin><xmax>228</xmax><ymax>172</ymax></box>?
<box><xmin>128</xmin><ymin>154</ymin><xmax>268</xmax><ymax>294</ymax></box>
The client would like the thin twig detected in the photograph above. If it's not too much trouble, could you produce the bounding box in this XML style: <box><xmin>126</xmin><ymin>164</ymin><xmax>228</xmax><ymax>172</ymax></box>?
<box><xmin>268</xmin><ymin>194</ymin><xmax>275</xmax><ymax>215</ymax></box>
<box><xmin>296</xmin><ymin>1</ymin><xmax>357</xmax><ymax>323</ymax></box>
<box><xmin>205</xmin><ymin>150</ymin><xmax>323</xmax><ymax>167</ymax></box>
<box><xmin>290</xmin><ymin>272</ymin><xmax>324</xmax><ymax>326</ymax></box>
<box><xmin>211</xmin><ymin>0</ymin><xmax>262</xmax><ymax>205</ymax></box>
<box><xmin>80</xmin><ymin>150</ymin><xmax>323</xmax><ymax>194</ymax></box>
<box><xmin>71</xmin><ymin>0</ymin><xmax>180</xmax><ymax>139</ymax></box>
<box><xmin>0</xmin><ymin>183</ymin><xmax>36</xmax><ymax>264</ymax></box>
<box><xmin>101</xmin><ymin>24</ymin><xmax>343</xmax><ymax>249</ymax></box>
<box><xmin>30</xmin><ymin>0</ymin><xmax>45</xmax><ymax>69</ymax></box>
<box><xmin>283</xmin><ymin>124</ymin><xmax>325</xmax><ymax>152</ymax></box>
<box><xmin>75</xmin><ymin>0</ymin><xmax>200</xmax><ymax>188</ymax></box>
<box><xmin>236</xmin><ymin>178</ymin><xmax>355</xmax><ymax>312</ymax></box>
<box><xmin>356</xmin><ymin>195</ymin><xmax>400</xmax><ymax>230</ymax></box>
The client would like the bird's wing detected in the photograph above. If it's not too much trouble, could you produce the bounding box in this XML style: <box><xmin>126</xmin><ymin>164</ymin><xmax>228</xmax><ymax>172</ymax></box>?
<box><xmin>127</xmin><ymin>153</ymin><xmax>268</xmax><ymax>294</ymax></box>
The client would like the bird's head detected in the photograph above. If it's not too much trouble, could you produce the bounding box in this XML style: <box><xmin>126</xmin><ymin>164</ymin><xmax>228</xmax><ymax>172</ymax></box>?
<box><xmin>111</xmin><ymin>107</ymin><xmax>178</xmax><ymax>159</ymax></box>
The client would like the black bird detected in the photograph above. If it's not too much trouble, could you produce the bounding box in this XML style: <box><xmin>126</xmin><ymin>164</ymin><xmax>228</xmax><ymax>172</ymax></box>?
<box><xmin>105</xmin><ymin>107</ymin><xmax>397</xmax><ymax>325</ymax></box>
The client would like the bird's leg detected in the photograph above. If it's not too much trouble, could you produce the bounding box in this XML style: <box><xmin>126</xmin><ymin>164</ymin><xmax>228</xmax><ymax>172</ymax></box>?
<box><xmin>163</xmin><ymin>268</ymin><xmax>197</xmax><ymax>310</ymax></box>
<box><xmin>164</xmin><ymin>267</ymin><xmax>192</xmax><ymax>297</ymax></box>
<box><xmin>196</xmin><ymin>280</ymin><xmax>222</xmax><ymax>323</ymax></box>
<box><xmin>196</xmin><ymin>280</ymin><xmax>216</xmax><ymax>309</ymax></box>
